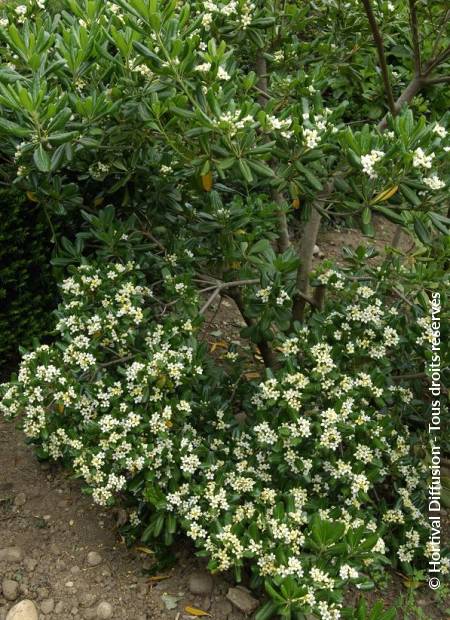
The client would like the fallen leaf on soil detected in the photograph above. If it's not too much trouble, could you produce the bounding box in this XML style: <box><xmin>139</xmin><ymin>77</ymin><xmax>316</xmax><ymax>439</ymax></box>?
<box><xmin>161</xmin><ymin>593</ymin><xmax>183</xmax><ymax>610</ymax></box>
<box><xmin>210</xmin><ymin>340</ymin><xmax>227</xmax><ymax>352</ymax></box>
<box><xmin>147</xmin><ymin>574</ymin><xmax>170</xmax><ymax>582</ymax></box>
<box><xmin>134</xmin><ymin>546</ymin><xmax>155</xmax><ymax>555</ymax></box>
<box><xmin>184</xmin><ymin>606</ymin><xmax>211</xmax><ymax>616</ymax></box>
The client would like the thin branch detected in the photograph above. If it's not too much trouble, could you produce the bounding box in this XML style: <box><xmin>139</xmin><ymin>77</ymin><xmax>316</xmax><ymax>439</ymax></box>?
<box><xmin>100</xmin><ymin>354</ymin><xmax>135</xmax><ymax>368</ymax></box>
<box><xmin>408</xmin><ymin>0</ymin><xmax>422</xmax><ymax>76</ymax></box>
<box><xmin>392</xmin><ymin>372</ymin><xmax>448</xmax><ymax>395</ymax></box>
<box><xmin>425</xmin><ymin>75</ymin><xmax>450</xmax><ymax>85</ymax></box>
<box><xmin>139</xmin><ymin>230</ymin><xmax>166</xmax><ymax>252</ymax></box>
<box><xmin>272</xmin><ymin>189</ymin><xmax>290</xmax><ymax>253</ymax></box>
<box><xmin>429</xmin><ymin>9</ymin><xmax>450</xmax><ymax>60</ymax></box>
<box><xmin>312</xmin><ymin>285</ymin><xmax>326</xmax><ymax>312</ymax></box>
<box><xmin>392</xmin><ymin>287</ymin><xmax>416</xmax><ymax>308</ymax></box>
<box><xmin>199</xmin><ymin>279</ymin><xmax>260</xmax><ymax>315</ymax></box>
<box><xmin>292</xmin><ymin>203</ymin><xmax>322</xmax><ymax>323</ymax></box>
<box><xmin>360</xmin><ymin>0</ymin><xmax>396</xmax><ymax>115</ymax></box>
<box><xmin>296</xmin><ymin>290</ymin><xmax>317</xmax><ymax>307</ymax></box>
<box><xmin>392</xmin><ymin>372</ymin><xmax>427</xmax><ymax>381</ymax></box>
<box><xmin>377</xmin><ymin>76</ymin><xmax>424</xmax><ymax>130</ymax></box>
<box><xmin>228</xmin><ymin>289</ymin><xmax>276</xmax><ymax>368</ymax></box>
<box><xmin>255</xmin><ymin>55</ymin><xmax>268</xmax><ymax>107</ymax></box>
<box><xmin>423</xmin><ymin>43</ymin><xmax>450</xmax><ymax>76</ymax></box>
<box><xmin>200</xmin><ymin>288</ymin><xmax>221</xmax><ymax>315</ymax></box>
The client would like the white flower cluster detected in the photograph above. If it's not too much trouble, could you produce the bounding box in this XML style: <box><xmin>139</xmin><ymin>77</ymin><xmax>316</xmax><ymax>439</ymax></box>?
<box><xmin>199</xmin><ymin>0</ymin><xmax>255</xmax><ymax>30</ymax></box>
<box><xmin>361</xmin><ymin>150</ymin><xmax>384</xmax><ymax>179</ymax></box>
<box><xmin>1</xmin><ymin>262</ymin><xmax>203</xmax><ymax>507</ymax></box>
<box><xmin>413</xmin><ymin>147</ymin><xmax>435</xmax><ymax>169</ymax></box>
<box><xmin>302</xmin><ymin>109</ymin><xmax>334</xmax><ymax>149</ymax></box>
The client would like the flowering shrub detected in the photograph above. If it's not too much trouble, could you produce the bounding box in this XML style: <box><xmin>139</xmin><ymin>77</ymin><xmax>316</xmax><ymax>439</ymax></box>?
<box><xmin>0</xmin><ymin>0</ymin><xmax>448</xmax><ymax>247</ymax></box>
<box><xmin>1</xmin><ymin>0</ymin><xmax>449</xmax><ymax>617</ymax></box>
<box><xmin>2</xmin><ymin>258</ymin><xmax>448</xmax><ymax>619</ymax></box>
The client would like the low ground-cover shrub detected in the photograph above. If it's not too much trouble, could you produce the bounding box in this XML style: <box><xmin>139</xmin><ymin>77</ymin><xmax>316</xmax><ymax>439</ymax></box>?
<box><xmin>2</xmin><ymin>258</ymin><xmax>448</xmax><ymax>619</ymax></box>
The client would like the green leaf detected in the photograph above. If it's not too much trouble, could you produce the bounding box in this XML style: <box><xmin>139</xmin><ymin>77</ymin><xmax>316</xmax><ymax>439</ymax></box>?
<box><xmin>33</xmin><ymin>145</ymin><xmax>52</xmax><ymax>172</ymax></box>
<box><xmin>374</xmin><ymin>205</ymin><xmax>404</xmax><ymax>225</ymax></box>
<box><xmin>361</xmin><ymin>207</ymin><xmax>371</xmax><ymax>225</ymax></box>
<box><xmin>0</xmin><ymin>117</ymin><xmax>31</xmax><ymax>137</ymax></box>
<box><xmin>399</xmin><ymin>183</ymin><xmax>421</xmax><ymax>207</ymax></box>
<box><xmin>238</xmin><ymin>159</ymin><xmax>253</xmax><ymax>183</ymax></box>
<box><xmin>255</xmin><ymin>601</ymin><xmax>279</xmax><ymax>620</ymax></box>
<box><xmin>302</xmin><ymin>168</ymin><xmax>323</xmax><ymax>191</ymax></box>
<box><xmin>247</xmin><ymin>159</ymin><xmax>275</xmax><ymax>178</ymax></box>
<box><xmin>413</xmin><ymin>218</ymin><xmax>431</xmax><ymax>245</ymax></box>
<box><xmin>133</xmin><ymin>41</ymin><xmax>161</xmax><ymax>65</ymax></box>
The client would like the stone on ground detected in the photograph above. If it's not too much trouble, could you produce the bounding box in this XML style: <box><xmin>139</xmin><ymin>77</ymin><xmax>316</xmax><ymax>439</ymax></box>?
<box><xmin>0</xmin><ymin>547</ymin><xmax>23</xmax><ymax>563</ymax></box>
<box><xmin>2</xmin><ymin>579</ymin><xmax>19</xmax><ymax>601</ymax></box>
<box><xmin>96</xmin><ymin>601</ymin><xmax>113</xmax><ymax>619</ymax></box>
<box><xmin>188</xmin><ymin>571</ymin><xmax>214</xmax><ymax>595</ymax></box>
<box><xmin>5</xmin><ymin>600</ymin><xmax>38</xmax><ymax>620</ymax></box>
<box><xmin>87</xmin><ymin>551</ymin><xmax>102</xmax><ymax>567</ymax></box>
<box><xmin>226</xmin><ymin>587</ymin><xmax>259</xmax><ymax>615</ymax></box>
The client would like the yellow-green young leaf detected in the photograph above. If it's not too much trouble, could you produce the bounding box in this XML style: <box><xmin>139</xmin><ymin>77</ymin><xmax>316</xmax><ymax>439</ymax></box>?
<box><xmin>26</xmin><ymin>191</ymin><xmax>39</xmax><ymax>203</ymax></box>
<box><xmin>184</xmin><ymin>606</ymin><xmax>211</xmax><ymax>616</ymax></box>
<box><xmin>201</xmin><ymin>171</ymin><xmax>213</xmax><ymax>192</ymax></box>
<box><xmin>370</xmin><ymin>185</ymin><xmax>399</xmax><ymax>204</ymax></box>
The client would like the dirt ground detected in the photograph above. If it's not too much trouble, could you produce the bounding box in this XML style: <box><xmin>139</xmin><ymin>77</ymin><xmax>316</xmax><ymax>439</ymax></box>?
<box><xmin>1</xmin><ymin>218</ymin><xmax>448</xmax><ymax>620</ymax></box>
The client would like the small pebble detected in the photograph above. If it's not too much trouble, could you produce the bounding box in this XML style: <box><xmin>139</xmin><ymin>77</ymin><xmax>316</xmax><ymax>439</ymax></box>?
<box><xmin>23</xmin><ymin>558</ymin><xmax>37</xmax><ymax>572</ymax></box>
<box><xmin>14</xmin><ymin>493</ymin><xmax>27</xmax><ymax>507</ymax></box>
<box><xmin>40</xmin><ymin>599</ymin><xmax>54</xmax><ymax>614</ymax></box>
<box><xmin>0</xmin><ymin>547</ymin><xmax>23</xmax><ymax>563</ymax></box>
<box><xmin>96</xmin><ymin>601</ymin><xmax>113</xmax><ymax>619</ymax></box>
<box><xmin>37</xmin><ymin>587</ymin><xmax>49</xmax><ymax>600</ymax></box>
<box><xmin>2</xmin><ymin>579</ymin><xmax>19</xmax><ymax>601</ymax></box>
<box><xmin>79</xmin><ymin>592</ymin><xmax>98</xmax><ymax>608</ymax></box>
<box><xmin>87</xmin><ymin>552</ymin><xmax>102</xmax><ymax>567</ymax></box>
<box><xmin>54</xmin><ymin>601</ymin><xmax>65</xmax><ymax>614</ymax></box>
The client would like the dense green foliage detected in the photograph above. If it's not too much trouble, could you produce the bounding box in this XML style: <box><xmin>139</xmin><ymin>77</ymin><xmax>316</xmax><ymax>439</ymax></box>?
<box><xmin>0</xmin><ymin>187</ymin><xmax>58</xmax><ymax>373</ymax></box>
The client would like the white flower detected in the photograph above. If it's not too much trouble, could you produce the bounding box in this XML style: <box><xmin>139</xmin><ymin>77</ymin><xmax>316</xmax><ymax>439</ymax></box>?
<box><xmin>15</xmin><ymin>5</ymin><xmax>27</xmax><ymax>15</ymax></box>
<box><xmin>433</xmin><ymin>123</ymin><xmax>447</xmax><ymax>138</ymax></box>
<box><xmin>423</xmin><ymin>174</ymin><xmax>445</xmax><ymax>190</ymax></box>
<box><xmin>217</xmin><ymin>66</ymin><xmax>231</xmax><ymax>81</ymax></box>
<box><xmin>303</xmin><ymin>128</ymin><xmax>320</xmax><ymax>149</ymax></box>
<box><xmin>195</xmin><ymin>62</ymin><xmax>211</xmax><ymax>73</ymax></box>
<box><xmin>256</xmin><ymin>287</ymin><xmax>272</xmax><ymax>303</ymax></box>
<box><xmin>202</xmin><ymin>13</ymin><xmax>213</xmax><ymax>28</ymax></box>
<box><xmin>361</xmin><ymin>150</ymin><xmax>384</xmax><ymax>179</ymax></box>
<box><xmin>412</xmin><ymin>147</ymin><xmax>435</xmax><ymax>169</ymax></box>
